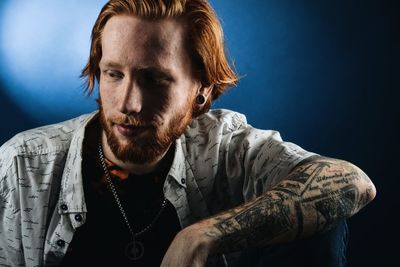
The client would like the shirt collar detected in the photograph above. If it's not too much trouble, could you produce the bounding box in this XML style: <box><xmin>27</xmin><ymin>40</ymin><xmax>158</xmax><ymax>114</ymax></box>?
<box><xmin>59</xmin><ymin>111</ymin><xmax>99</xmax><ymax>214</ymax></box>
<box><xmin>59</xmin><ymin>112</ymin><xmax>188</xmax><ymax>215</ymax></box>
<box><xmin>166</xmin><ymin>137</ymin><xmax>188</xmax><ymax>188</ymax></box>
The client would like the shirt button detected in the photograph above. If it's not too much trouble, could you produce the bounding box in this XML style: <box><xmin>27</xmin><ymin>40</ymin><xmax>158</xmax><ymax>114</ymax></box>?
<box><xmin>57</xmin><ymin>239</ymin><xmax>65</xmax><ymax>247</ymax></box>
<box><xmin>181</xmin><ymin>178</ymin><xmax>186</xmax><ymax>184</ymax></box>
<box><xmin>74</xmin><ymin>214</ymin><xmax>83</xmax><ymax>222</ymax></box>
<box><xmin>60</xmin><ymin>204</ymin><xmax>68</xmax><ymax>211</ymax></box>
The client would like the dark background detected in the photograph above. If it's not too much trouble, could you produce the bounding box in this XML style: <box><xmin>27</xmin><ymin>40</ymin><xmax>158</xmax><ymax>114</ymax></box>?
<box><xmin>1</xmin><ymin>0</ymin><xmax>399</xmax><ymax>266</ymax></box>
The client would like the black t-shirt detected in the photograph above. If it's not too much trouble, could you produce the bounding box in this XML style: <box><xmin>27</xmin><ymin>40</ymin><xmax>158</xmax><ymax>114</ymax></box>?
<box><xmin>60</xmin><ymin>123</ymin><xmax>181</xmax><ymax>266</ymax></box>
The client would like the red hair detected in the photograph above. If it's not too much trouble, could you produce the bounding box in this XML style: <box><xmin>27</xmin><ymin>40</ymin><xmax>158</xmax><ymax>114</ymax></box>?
<box><xmin>82</xmin><ymin>0</ymin><xmax>239</xmax><ymax>114</ymax></box>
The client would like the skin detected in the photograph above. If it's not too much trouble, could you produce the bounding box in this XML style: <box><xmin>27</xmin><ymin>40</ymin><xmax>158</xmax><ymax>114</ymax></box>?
<box><xmin>99</xmin><ymin>15</ymin><xmax>212</xmax><ymax>174</ymax></box>
<box><xmin>98</xmin><ymin>15</ymin><xmax>376</xmax><ymax>267</ymax></box>
<box><xmin>161</xmin><ymin>157</ymin><xmax>376</xmax><ymax>266</ymax></box>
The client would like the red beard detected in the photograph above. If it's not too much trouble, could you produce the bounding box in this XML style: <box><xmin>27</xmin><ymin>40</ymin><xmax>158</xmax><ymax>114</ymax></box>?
<box><xmin>98</xmin><ymin>99</ymin><xmax>194</xmax><ymax>164</ymax></box>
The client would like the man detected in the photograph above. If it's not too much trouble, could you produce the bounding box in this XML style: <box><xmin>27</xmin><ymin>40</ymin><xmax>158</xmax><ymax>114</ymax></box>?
<box><xmin>0</xmin><ymin>0</ymin><xmax>376</xmax><ymax>266</ymax></box>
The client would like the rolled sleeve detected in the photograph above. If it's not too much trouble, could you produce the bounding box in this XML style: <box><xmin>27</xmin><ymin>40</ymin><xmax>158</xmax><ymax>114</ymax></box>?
<box><xmin>224</xmin><ymin>125</ymin><xmax>317</xmax><ymax>201</ymax></box>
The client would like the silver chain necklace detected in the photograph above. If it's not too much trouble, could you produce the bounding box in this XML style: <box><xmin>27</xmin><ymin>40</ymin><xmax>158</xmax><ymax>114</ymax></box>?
<box><xmin>98</xmin><ymin>142</ymin><xmax>168</xmax><ymax>261</ymax></box>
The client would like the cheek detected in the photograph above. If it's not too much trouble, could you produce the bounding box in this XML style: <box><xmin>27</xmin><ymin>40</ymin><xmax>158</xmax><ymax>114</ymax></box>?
<box><xmin>142</xmin><ymin>87</ymin><xmax>172</xmax><ymax>115</ymax></box>
<box><xmin>174</xmin><ymin>83</ymin><xmax>196</xmax><ymax>108</ymax></box>
<box><xmin>99</xmin><ymin>84</ymin><xmax>118</xmax><ymax>109</ymax></box>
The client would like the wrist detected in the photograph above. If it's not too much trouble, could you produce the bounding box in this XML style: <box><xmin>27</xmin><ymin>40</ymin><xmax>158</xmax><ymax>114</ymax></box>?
<box><xmin>186</xmin><ymin>220</ymin><xmax>224</xmax><ymax>256</ymax></box>
<box><xmin>180</xmin><ymin>221</ymin><xmax>219</xmax><ymax>256</ymax></box>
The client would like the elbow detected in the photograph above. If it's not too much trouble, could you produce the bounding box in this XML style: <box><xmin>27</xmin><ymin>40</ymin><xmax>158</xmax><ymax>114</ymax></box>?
<box><xmin>361</xmin><ymin>177</ymin><xmax>377</xmax><ymax>206</ymax></box>
<box><xmin>367</xmin><ymin>179</ymin><xmax>377</xmax><ymax>202</ymax></box>
<box><xmin>349</xmin><ymin>162</ymin><xmax>377</xmax><ymax>210</ymax></box>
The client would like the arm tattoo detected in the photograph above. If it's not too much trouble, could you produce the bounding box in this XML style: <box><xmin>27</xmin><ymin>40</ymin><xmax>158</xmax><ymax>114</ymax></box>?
<box><xmin>204</xmin><ymin>157</ymin><xmax>376</xmax><ymax>254</ymax></box>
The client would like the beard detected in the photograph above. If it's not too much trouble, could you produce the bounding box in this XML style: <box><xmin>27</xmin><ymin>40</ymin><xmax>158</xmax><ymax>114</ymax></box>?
<box><xmin>98</xmin><ymin>98</ymin><xmax>194</xmax><ymax>164</ymax></box>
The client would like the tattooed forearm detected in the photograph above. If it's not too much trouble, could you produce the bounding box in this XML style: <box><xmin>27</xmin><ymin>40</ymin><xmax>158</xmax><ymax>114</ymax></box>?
<box><xmin>202</xmin><ymin>157</ymin><xmax>376</xmax><ymax>254</ymax></box>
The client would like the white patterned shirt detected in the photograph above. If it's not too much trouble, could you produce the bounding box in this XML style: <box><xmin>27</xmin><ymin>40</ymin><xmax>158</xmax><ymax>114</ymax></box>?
<box><xmin>0</xmin><ymin>109</ymin><xmax>315</xmax><ymax>266</ymax></box>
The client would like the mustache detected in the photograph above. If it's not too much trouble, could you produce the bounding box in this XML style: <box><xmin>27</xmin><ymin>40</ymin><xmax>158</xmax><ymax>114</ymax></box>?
<box><xmin>109</xmin><ymin>115</ymin><xmax>156</xmax><ymax>128</ymax></box>
<box><xmin>97</xmin><ymin>99</ymin><xmax>157</xmax><ymax>127</ymax></box>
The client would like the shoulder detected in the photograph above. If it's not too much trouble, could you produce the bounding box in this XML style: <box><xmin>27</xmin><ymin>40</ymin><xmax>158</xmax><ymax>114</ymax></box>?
<box><xmin>185</xmin><ymin>109</ymin><xmax>283</xmax><ymax>143</ymax></box>
<box><xmin>187</xmin><ymin>109</ymin><xmax>248</xmax><ymax>135</ymax></box>
<box><xmin>0</xmin><ymin>112</ymin><xmax>96</xmax><ymax>170</ymax></box>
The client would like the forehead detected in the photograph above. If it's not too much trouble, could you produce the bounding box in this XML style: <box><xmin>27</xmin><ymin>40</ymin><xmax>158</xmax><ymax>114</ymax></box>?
<box><xmin>100</xmin><ymin>15</ymin><xmax>189</xmax><ymax>70</ymax></box>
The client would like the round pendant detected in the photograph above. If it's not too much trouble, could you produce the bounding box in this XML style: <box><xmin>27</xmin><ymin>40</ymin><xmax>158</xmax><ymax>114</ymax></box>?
<box><xmin>125</xmin><ymin>240</ymin><xmax>144</xmax><ymax>260</ymax></box>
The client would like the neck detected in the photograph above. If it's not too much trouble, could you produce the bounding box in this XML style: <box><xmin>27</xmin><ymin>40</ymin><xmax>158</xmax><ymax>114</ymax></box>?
<box><xmin>101</xmin><ymin>132</ymin><xmax>171</xmax><ymax>175</ymax></box>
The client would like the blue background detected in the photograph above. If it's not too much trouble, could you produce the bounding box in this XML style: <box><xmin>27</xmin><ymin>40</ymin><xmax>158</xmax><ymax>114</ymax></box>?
<box><xmin>0</xmin><ymin>0</ymin><xmax>398</xmax><ymax>265</ymax></box>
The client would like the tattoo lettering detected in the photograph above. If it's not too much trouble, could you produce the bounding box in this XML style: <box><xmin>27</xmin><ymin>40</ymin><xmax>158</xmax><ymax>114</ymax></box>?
<box><xmin>205</xmin><ymin>157</ymin><xmax>375</xmax><ymax>254</ymax></box>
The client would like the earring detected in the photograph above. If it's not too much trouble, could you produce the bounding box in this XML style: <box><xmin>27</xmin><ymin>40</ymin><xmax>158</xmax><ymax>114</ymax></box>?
<box><xmin>196</xmin><ymin>95</ymin><xmax>206</xmax><ymax>105</ymax></box>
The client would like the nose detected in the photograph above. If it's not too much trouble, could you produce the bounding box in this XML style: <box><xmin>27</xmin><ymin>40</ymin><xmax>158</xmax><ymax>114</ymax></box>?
<box><xmin>117</xmin><ymin>79</ymin><xmax>143</xmax><ymax>115</ymax></box>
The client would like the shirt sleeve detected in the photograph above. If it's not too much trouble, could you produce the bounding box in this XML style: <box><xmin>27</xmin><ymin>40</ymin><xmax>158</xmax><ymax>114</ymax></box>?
<box><xmin>215</xmin><ymin>113</ymin><xmax>317</xmax><ymax>202</ymax></box>
<box><xmin>187</xmin><ymin>109</ymin><xmax>317</xmax><ymax>209</ymax></box>
<box><xmin>226</xmin><ymin>126</ymin><xmax>317</xmax><ymax>200</ymax></box>
<box><xmin>0</xmin><ymin>142</ymin><xmax>24</xmax><ymax>266</ymax></box>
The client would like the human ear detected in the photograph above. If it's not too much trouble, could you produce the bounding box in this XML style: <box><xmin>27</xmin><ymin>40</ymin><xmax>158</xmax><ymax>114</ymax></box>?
<box><xmin>195</xmin><ymin>84</ymin><xmax>213</xmax><ymax>105</ymax></box>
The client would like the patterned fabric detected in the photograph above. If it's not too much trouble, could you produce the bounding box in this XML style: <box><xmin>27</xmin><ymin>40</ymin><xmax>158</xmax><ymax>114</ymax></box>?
<box><xmin>0</xmin><ymin>109</ymin><xmax>316</xmax><ymax>266</ymax></box>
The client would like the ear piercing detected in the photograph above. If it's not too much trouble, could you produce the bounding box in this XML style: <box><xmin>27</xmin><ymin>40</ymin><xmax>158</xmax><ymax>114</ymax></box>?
<box><xmin>196</xmin><ymin>95</ymin><xmax>206</xmax><ymax>105</ymax></box>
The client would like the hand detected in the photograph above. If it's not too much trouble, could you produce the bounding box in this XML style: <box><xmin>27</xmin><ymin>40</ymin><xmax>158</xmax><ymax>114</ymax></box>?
<box><xmin>160</xmin><ymin>223</ymin><xmax>215</xmax><ymax>267</ymax></box>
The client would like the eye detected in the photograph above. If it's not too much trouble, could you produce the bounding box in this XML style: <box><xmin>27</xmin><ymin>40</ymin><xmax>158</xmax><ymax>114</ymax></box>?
<box><xmin>103</xmin><ymin>70</ymin><xmax>124</xmax><ymax>81</ymax></box>
<box><xmin>140</xmin><ymin>70</ymin><xmax>170</xmax><ymax>88</ymax></box>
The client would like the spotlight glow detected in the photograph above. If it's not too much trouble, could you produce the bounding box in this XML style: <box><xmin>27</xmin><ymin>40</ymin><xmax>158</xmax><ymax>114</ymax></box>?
<box><xmin>0</xmin><ymin>0</ymin><xmax>107</xmax><ymax>123</ymax></box>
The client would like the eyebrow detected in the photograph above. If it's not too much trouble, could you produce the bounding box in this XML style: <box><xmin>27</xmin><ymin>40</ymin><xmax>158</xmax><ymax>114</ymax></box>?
<box><xmin>99</xmin><ymin>60</ymin><xmax>174</xmax><ymax>77</ymax></box>
<box><xmin>99</xmin><ymin>61</ymin><xmax>123</xmax><ymax>69</ymax></box>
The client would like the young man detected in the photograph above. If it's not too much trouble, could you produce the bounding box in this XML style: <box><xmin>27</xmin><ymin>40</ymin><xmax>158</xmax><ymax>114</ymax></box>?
<box><xmin>0</xmin><ymin>0</ymin><xmax>376</xmax><ymax>266</ymax></box>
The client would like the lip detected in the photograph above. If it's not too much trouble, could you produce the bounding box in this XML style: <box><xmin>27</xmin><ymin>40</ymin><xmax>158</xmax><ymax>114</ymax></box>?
<box><xmin>115</xmin><ymin>124</ymin><xmax>150</xmax><ymax>137</ymax></box>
